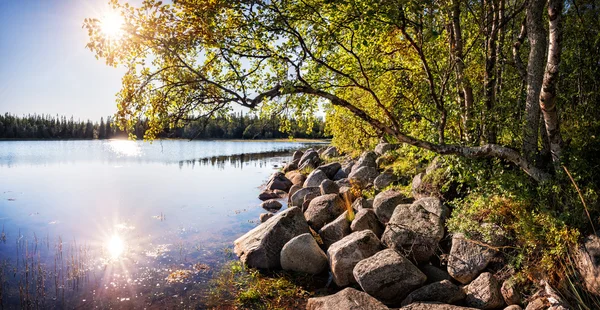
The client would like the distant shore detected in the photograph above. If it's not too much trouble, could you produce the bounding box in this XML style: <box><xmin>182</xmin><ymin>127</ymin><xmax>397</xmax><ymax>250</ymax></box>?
<box><xmin>0</xmin><ymin>138</ymin><xmax>331</xmax><ymax>143</ymax></box>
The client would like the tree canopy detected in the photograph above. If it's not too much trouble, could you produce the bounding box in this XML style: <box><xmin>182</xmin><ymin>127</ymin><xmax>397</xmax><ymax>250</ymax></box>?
<box><xmin>84</xmin><ymin>0</ymin><xmax>600</xmax><ymax>182</ymax></box>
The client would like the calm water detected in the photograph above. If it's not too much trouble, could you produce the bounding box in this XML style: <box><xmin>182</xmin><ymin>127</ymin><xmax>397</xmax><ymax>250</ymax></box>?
<box><xmin>0</xmin><ymin>140</ymin><xmax>323</xmax><ymax>309</ymax></box>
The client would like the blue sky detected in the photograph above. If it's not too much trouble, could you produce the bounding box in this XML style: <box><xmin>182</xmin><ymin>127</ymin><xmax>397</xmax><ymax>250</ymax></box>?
<box><xmin>0</xmin><ymin>0</ymin><xmax>126</xmax><ymax>120</ymax></box>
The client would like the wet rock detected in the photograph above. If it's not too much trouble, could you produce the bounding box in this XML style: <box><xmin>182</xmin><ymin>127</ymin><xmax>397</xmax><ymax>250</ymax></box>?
<box><xmin>304</xmin><ymin>194</ymin><xmax>346</xmax><ymax>231</ymax></box>
<box><xmin>319</xmin><ymin>179</ymin><xmax>339</xmax><ymax>195</ymax></box>
<box><xmin>352</xmin><ymin>151</ymin><xmax>378</xmax><ymax>172</ymax></box>
<box><xmin>501</xmin><ymin>278</ymin><xmax>521</xmax><ymax>306</ymax></box>
<box><xmin>327</xmin><ymin>230</ymin><xmax>382</xmax><ymax>286</ymax></box>
<box><xmin>350</xmin><ymin>209</ymin><xmax>384</xmax><ymax>237</ymax></box>
<box><xmin>259</xmin><ymin>213</ymin><xmax>274</xmax><ymax>223</ymax></box>
<box><xmin>290</xmin><ymin>187</ymin><xmax>320</xmax><ymax>207</ymax></box>
<box><xmin>292</xmin><ymin>150</ymin><xmax>304</xmax><ymax>162</ymax></box>
<box><xmin>348</xmin><ymin>166</ymin><xmax>379</xmax><ymax>189</ymax></box>
<box><xmin>421</xmin><ymin>264</ymin><xmax>452</xmax><ymax>284</ymax></box>
<box><xmin>401</xmin><ymin>280</ymin><xmax>465</xmax><ymax>306</ymax></box>
<box><xmin>317</xmin><ymin>162</ymin><xmax>342</xmax><ymax>179</ymax></box>
<box><xmin>258</xmin><ymin>189</ymin><xmax>286</xmax><ymax>201</ymax></box>
<box><xmin>373</xmin><ymin>189</ymin><xmax>411</xmax><ymax>224</ymax></box>
<box><xmin>298</xmin><ymin>150</ymin><xmax>321</xmax><ymax>170</ymax></box>
<box><xmin>234</xmin><ymin>207</ymin><xmax>309</xmax><ymax>269</ymax></box>
<box><xmin>321</xmin><ymin>146</ymin><xmax>340</xmax><ymax>158</ymax></box>
<box><xmin>447</xmin><ymin>233</ymin><xmax>497</xmax><ymax>284</ymax></box>
<box><xmin>374</xmin><ymin>171</ymin><xmax>397</xmax><ymax>190</ymax></box>
<box><xmin>280</xmin><ymin>233</ymin><xmax>328</xmax><ymax>274</ymax></box>
<box><xmin>381</xmin><ymin>202</ymin><xmax>445</xmax><ymax>263</ymax></box>
<box><xmin>464</xmin><ymin>272</ymin><xmax>504</xmax><ymax>309</ymax></box>
<box><xmin>353</xmin><ymin>249</ymin><xmax>427</xmax><ymax>305</ymax></box>
<box><xmin>260</xmin><ymin>199</ymin><xmax>282</xmax><ymax>212</ymax></box>
<box><xmin>304</xmin><ymin>169</ymin><xmax>329</xmax><ymax>188</ymax></box>
<box><xmin>306</xmin><ymin>287</ymin><xmax>388</xmax><ymax>310</ymax></box>
<box><xmin>318</xmin><ymin>211</ymin><xmax>351</xmax><ymax>249</ymax></box>
<box><xmin>266</xmin><ymin>172</ymin><xmax>293</xmax><ymax>192</ymax></box>
<box><xmin>575</xmin><ymin>233</ymin><xmax>600</xmax><ymax>294</ymax></box>
<box><xmin>375</xmin><ymin>142</ymin><xmax>398</xmax><ymax>155</ymax></box>
<box><xmin>400</xmin><ymin>303</ymin><xmax>478</xmax><ymax>310</ymax></box>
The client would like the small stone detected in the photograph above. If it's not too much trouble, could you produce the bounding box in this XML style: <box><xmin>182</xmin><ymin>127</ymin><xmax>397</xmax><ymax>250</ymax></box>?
<box><xmin>259</xmin><ymin>213</ymin><xmax>274</xmax><ymax>223</ymax></box>
<box><xmin>260</xmin><ymin>199</ymin><xmax>282</xmax><ymax>212</ymax></box>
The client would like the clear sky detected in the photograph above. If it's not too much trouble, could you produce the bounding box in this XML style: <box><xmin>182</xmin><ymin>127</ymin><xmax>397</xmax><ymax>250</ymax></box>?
<box><xmin>0</xmin><ymin>0</ymin><xmax>126</xmax><ymax>121</ymax></box>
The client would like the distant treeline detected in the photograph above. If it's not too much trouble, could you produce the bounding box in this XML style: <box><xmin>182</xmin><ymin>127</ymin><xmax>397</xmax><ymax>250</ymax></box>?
<box><xmin>0</xmin><ymin>113</ymin><xmax>328</xmax><ymax>140</ymax></box>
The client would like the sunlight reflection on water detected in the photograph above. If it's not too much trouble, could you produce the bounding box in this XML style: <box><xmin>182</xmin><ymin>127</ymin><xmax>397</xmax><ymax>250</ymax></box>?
<box><xmin>108</xmin><ymin>139</ymin><xmax>142</xmax><ymax>157</ymax></box>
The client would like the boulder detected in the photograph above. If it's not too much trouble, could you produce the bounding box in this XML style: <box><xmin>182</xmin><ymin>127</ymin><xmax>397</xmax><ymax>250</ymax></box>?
<box><xmin>318</xmin><ymin>211</ymin><xmax>351</xmax><ymax>249</ymax></box>
<box><xmin>575</xmin><ymin>233</ymin><xmax>600</xmax><ymax>294</ymax></box>
<box><xmin>464</xmin><ymin>272</ymin><xmax>505</xmax><ymax>309</ymax></box>
<box><xmin>372</xmin><ymin>189</ymin><xmax>411</xmax><ymax>224</ymax></box>
<box><xmin>352</xmin><ymin>151</ymin><xmax>378</xmax><ymax>172</ymax></box>
<box><xmin>400</xmin><ymin>303</ymin><xmax>479</xmax><ymax>310</ymax></box>
<box><xmin>375</xmin><ymin>142</ymin><xmax>398</xmax><ymax>155</ymax></box>
<box><xmin>321</xmin><ymin>146</ymin><xmax>340</xmax><ymax>158</ymax></box>
<box><xmin>413</xmin><ymin>197</ymin><xmax>449</xmax><ymax>219</ymax></box>
<box><xmin>292</xmin><ymin>150</ymin><xmax>304</xmax><ymax>162</ymax></box>
<box><xmin>234</xmin><ymin>207</ymin><xmax>309</xmax><ymax>269</ymax></box>
<box><xmin>501</xmin><ymin>278</ymin><xmax>521</xmax><ymax>306</ymax></box>
<box><xmin>304</xmin><ymin>169</ymin><xmax>329</xmax><ymax>188</ymax></box>
<box><xmin>317</xmin><ymin>162</ymin><xmax>342</xmax><ymax>179</ymax></box>
<box><xmin>290</xmin><ymin>187</ymin><xmax>321</xmax><ymax>207</ymax></box>
<box><xmin>339</xmin><ymin>186</ymin><xmax>355</xmax><ymax>202</ymax></box>
<box><xmin>504</xmin><ymin>306</ymin><xmax>523</xmax><ymax>310</ymax></box>
<box><xmin>280</xmin><ymin>233</ymin><xmax>328</xmax><ymax>274</ymax></box>
<box><xmin>412</xmin><ymin>172</ymin><xmax>427</xmax><ymax>200</ymax></box>
<box><xmin>258</xmin><ymin>189</ymin><xmax>286</xmax><ymax>201</ymax></box>
<box><xmin>285</xmin><ymin>170</ymin><xmax>306</xmax><ymax>186</ymax></box>
<box><xmin>421</xmin><ymin>264</ymin><xmax>452</xmax><ymax>284</ymax></box>
<box><xmin>333</xmin><ymin>168</ymin><xmax>348</xmax><ymax>181</ymax></box>
<box><xmin>401</xmin><ymin>280</ymin><xmax>465</xmax><ymax>306</ymax></box>
<box><xmin>447</xmin><ymin>233</ymin><xmax>497</xmax><ymax>284</ymax></box>
<box><xmin>350</xmin><ymin>209</ymin><xmax>384</xmax><ymax>237</ymax></box>
<box><xmin>341</xmin><ymin>160</ymin><xmax>355</xmax><ymax>174</ymax></box>
<box><xmin>259</xmin><ymin>213</ymin><xmax>274</xmax><ymax>223</ymax></box>
<box><xmin>288</xmin><ymin>183</ymin><xmax>302</xmax><ymax>201</ymax></box>
<box><xmin>353</xmin><ymin>249</ymin><xmax>427</xmax><ymax>305</ymax></box>
<box><xmin>260</xmin><ymin>199</ymin><xmax>282</xmax><ymax>212</ymax></box>
<box><xmin>352</xmin><ymin>197</ymin><xmax>372</xmax><ymax>211</ymax></box>
<box><xmin>282</xmin><ymin>159</ymin><xmax>299</xmax><ymax>173</ymax></box>
<box><xmin>327</xmin><ymin>230</ymin><xmax>382</xmax><ymax>286</ymax></box>
<box><xmin>306</xmin><ymin>287</ymin><xmax>388</xmax><ymax>310</ymax></box>
<box><xmin>348</xmin><ymin>166</ymin><xmax>379</xmax><ymax>189</ymax></box>
<box><xmin>304</xmin><ymin>194</ymin><xmax>346</xmax><ymax>231</ymax></box>
<box><xmin>319</xmin><ymin>179</ymin><xmax>340</xmax><ymax>195</ymax></box>
<box><xmin>265</xmin><ymin>172</ymin><xmax>293</xmax><ymax>192</ymax></box>
<box><xmin>374</xmin><ymin>171</ymin><xmax>397</xmax><ymax>190</ymax></box>
<box><xmin>335</xmin><ymin>178</ymin><xmax>351</xmax><ymax>188</ymax></box>
<box><xmin>299</xmin><ymin>150</ymin><xmax>321</xmax><ymax>170</ymax></box>
<box><xmin>381</xmin><ymin>202</ymin><xmax>445</xmax><ymax>263</ymax></box>
<box><xmin>524</xmin><ymin>280</ymin><xmax>569</xmax><ymax>310</ymax></box>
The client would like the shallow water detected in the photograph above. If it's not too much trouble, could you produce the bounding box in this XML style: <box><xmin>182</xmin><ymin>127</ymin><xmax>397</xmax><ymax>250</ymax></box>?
<box><xmin>0</xmin><ymin>139</ymin><xmax>323</xmax><ymax>308</ymax></box>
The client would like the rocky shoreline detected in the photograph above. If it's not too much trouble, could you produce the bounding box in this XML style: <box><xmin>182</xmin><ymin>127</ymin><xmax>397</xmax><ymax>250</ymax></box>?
<box><xmin>231</xmin><ymin>144</ymin><xmax>595</xmax><ymax>309</ymax></box>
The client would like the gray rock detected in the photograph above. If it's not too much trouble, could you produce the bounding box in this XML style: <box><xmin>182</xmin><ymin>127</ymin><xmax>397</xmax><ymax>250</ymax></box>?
<box><xmin>306</xmin><ymin>287</ymin><xmax>388</xmax><ymax>310</ymax></box>
<box><xmin>352</xmin><ymin>197</ymin><xmax>372</xmax><ymax>211</ymax></box>
<box><xmin>234</xmin><ymin>207</ymin><xmax>309</xmax><ymax>269</ymax></box>
<box><xmin>351</xmin><ymin>209</ymin><xmax>384</xmax><ymax>237</ymax></box>
<box><xmin>335</xmin><ymin>178</ymin><xmax>351</xmax><ymax>188</ymax></box>
<box><xmin>327</xmin><ymin>230</ymin><xmax>382</xmax><ymax>286</ymax></box>
<box><xmin>341</xmin><ymin>160</ymin><xmax>355</xmax><ymax>174</ymax></box>
<box><xmin>353</xmin><ymin>249</ymin><xmax>427</xmax><ymax>305</ymax></box>
<box><xmin>266</xmin><ymin>172</ymin><xmax>293</xmax><ymax>192</ymax></box>
<box><xmin>318</xmin><ymin>211</ymin><xmax>351</xmax><ymax>249</ymax></box>
<box><xmin>285</xmin><ymin>170</ymin><xmax>306</xmax><ymax>186</ymax></box>
<box><xmin>400</xmin><ymin>303</ymin><xmax>479</xmax><ymax>310</ymax></box>
<box><xmin>411</xmin><ymin>172</ymin><xmax>427</xmax><ymax>200</ymax></box>
<box><xmin>299</xmin><ymin>150</ymin><xmax>321</xmax><ymax>170</ymax></box>
<box><xmin>352</xmin><ymin>151</ymin><xmax>378</xmax><ymax>172</ymax></box>
<box><xmin>381</xmin><ymin>202</ymin><xmax>445</xmax><ymax>263</ymax></box>
<box><xmin>401</xmin><ymin>280</ymin><xmax>465</xmax><ymax>306</ymax></box>
<box><xmin>447</xmin><ymin>233</ymin><xmax>497</xmax><ymax>284</ymax></box>
<box><xmin>259</xmin><ymin>213</ymin><xmax>274</xmax><ymax>223</ymax></box>
<box><xmin>321</xmin><ymin>146</ymin><xmax>340</xmax><ymax>158</ymax></box>
<box><xmin>288</xmin><ymin>183</ymin><xmax>302</xmax><ymax>201</ymax></box>
<box><xmin>374</xmin><ymin>171</ymin><xmax>397</xmax><ymax>190</ymax></box>
<box><xmin>464</xmin><ymin>272</ymin><xmax>505</xmax><ymax>309</ymax></box>
<box><xmin>317</xmin><ymin>162</ymin><xmax>342</xmax><ymax>179</ymax></box>
<box><xmin>339</xmin><ymin>186</ymin><xmax>355</xmax><ymax>202</ymax></box>
<box><xmin>333</xmin><ymin>168</ymin><xmax>348</xmax><ymax>181</ymax></box>
<box><xmin>413</xmin><ymin>197</ymin><xmax>449</xmax><ymax>219</ymax></box>
<box><xmin>501</xmin><ymin>278</ymin><xmax>521</xmax><ymax>306</ymax></box>
<box><xmin>304</xmin><ymin>194</ymin><xmax>346</xmax><ymax>231</ymax></box>
<box><xmin>292</xmin><ymin>150</ymin><xmax>304</xmax><ymax>162</ymax></box>
<box><xmin>421</xmin><ymin>264</ymin><xmax>452</xmax><ymax>284</ymax></box>
<box><xmin>282</xmin><ymin>159</ymin><xmax>299</xmax><ymax>173</ymax></box>
<box><xmin>304</xmin><ymin>169</ymin><xmax>329</xmax><ymax>188</ymax></box>
<box><xmin>290</xmin><ymin>187</ymin><xmax>321</xmax><ymax>207</ymax></box>
<box><xmin>260</xmin><ymin>199</ymin><xmax>282</xmax><ymax>212</ymax></box>
<box><xmin>373</xmin><ymin>190</ymin><xmax>411</xmax><ymax>224</ymax></box>
<box><xmin>375</xmin><ymin>142</ymin><xmax>398</xmax><ymax>155</ymax></box>
<box><xmin>320</xmin><ymin>179</ymin><xmax>339</xmax><ymax>195</ymax></box>
<box><xmin>575</xmin><ymin>234</ymin><xmax>600</xmax><ymax>294</ymax></box>
<box><xmin>280</xmin><ymin>233</ymin><xmax>328</xmax><ymax>274</ymax></box>
<box><xmin>348</xmin><ymin>166</ymin><xmax>379</xmax><ymax>189</ymax></box>
<box><xmin>258</xmin><ymin>189</ymin><xmax>286</xmax><ymax>201</ymax></box>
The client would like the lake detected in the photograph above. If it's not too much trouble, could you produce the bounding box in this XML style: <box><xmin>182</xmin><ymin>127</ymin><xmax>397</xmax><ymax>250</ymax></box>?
<box><xmin>0</xmin><ymin>139</ymin><xmax>324</xmax><ymax>308</ymax></box>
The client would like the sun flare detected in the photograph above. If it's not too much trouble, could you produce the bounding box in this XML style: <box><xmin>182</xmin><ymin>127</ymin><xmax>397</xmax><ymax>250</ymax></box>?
<box><xmin>107</xmin><ymin>235</ymin><xmax>125</xmax><ymax>259</ymax></box>
<box><xmin>100</xmin><ymin>10</ymin><xmax>124</xmax><ymax>39</ymax></box>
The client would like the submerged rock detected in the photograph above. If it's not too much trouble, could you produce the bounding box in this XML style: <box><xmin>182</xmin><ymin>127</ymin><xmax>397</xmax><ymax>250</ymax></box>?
<box><xmin>327</xmin><ymin>230</ymin><xmax>382</xmax><ymax>287</ymax></box>
<box><xmin>259</xmin><ymin>212</ymin><xmax>274</xmax><ymax>223</ymax></box>
<box><xmin>280</xmin><ymin>233</ymin><xmax>328</xmax><ymax>275</ymax></box>
<box><xmin>306</xmin><ymin>287</ymin><xmax>388</xmax><ymax>310</ymax></box>
<box><xmin>233</xmin><ymin>207</ymin><xmax>309</xmax><ymax>269</ymax></box>
<box><xmin>258</xmin><ymin>189</ymin><xmax>286</xmax><ymax>201</ymax></box>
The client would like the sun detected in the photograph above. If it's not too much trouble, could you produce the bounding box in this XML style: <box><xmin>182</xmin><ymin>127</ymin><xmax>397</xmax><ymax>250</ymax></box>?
<box><xmin>107</xmin><ymin>234</ymin><xmax>125</xmax><ymax>259</ymax></box>
<box><xmin>100</xmin><ymin>10</ymin><xmax>124</xmax><ymax>39</ymax></box>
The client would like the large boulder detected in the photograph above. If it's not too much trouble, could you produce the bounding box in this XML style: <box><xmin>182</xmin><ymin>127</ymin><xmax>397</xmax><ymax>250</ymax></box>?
<box><xmin>375</xmin><ymin>142</ymin><xmax>398</xmax><ymax>155</ymax></box>
<box><xmin>290</xmin><ymin>187</ymin><xmax>321</xmax><ymax>207</ymax></box>
<box><xmin>352</xmin><ymin>151</ymin><xmax>378</xmax><ymax>172</ymax></box>
<box><xmin>374</xmin><ymin>171</ymin><xmax>397</xmax><ymax>190</ymax></box>
<box><xmin>317</xmin><ymin>162</ymin><xmax>342</xmax><ymax>179</ymax></box>
<box><xmin>353</xmin><ymin>249</ymin><xmax>427</xmax><ymax>305</ymax></box>
<box><xmin>320</xmin><ymin>146</ymin><xmax>340</xmax><ymax>158</ymax></box>
<box><xmin>304</xmin><ymin>194</ymin><xmax>346</xmax><ymax>231</ymax></box>
<box><xmin>373</xmin><ymin>190</ymin><xmax>411</xmax><ymax>224</ymax></box>
<box><xmin>304</xmin><ymin>169</ymin><xmax>329</xmax><ymax>188</ymax></box>
<box><xmin>413</xmin><ymin>197</ymin><xmax>449</xmax><ymax>219</ymax></box>
<box><xmin>234</xmin><ymin>207</ymin><xmax>309</xmax><ymax>269</ymax></box>
<box><xmin>292</xmin><ymin>150</ymin><xmax>304</xmax><ymax>162</ymax></box>
<box><xmin>319</xmin><ymin>179</ymin><xmax>339</xmax><ymax>195</ymax></box>
<box><xmin>575</xmin><ymin>233</ymin><xmax>600</xmax><ymax>294</ymax></box>
<box><xmin>447</xmin><ymin>233</ymin><xmax>498</xmax><ymax>284</ymax></box>
<box><xmin>400</xmin><ymin>303</ymin><xmax>479</xmax><ymax>310</ymax></box>
<box><xmin>401</xmin><ymin>280</ymin><xmax>465</xmax><ymax>306</ymax></box>
<box><xmin>348</xmin><ymin>166</ymin><xmax>379</xmax><ymax>189</ymax></box>
<box><xmin>260</xmin><ymin>199</ymin><xmax>282</xmax><ymax>212</ymax></box>
<box><xmin>327</xmin><ymin>230</ymin><xmax>382</xmax><ymax>286</ymax></box>
<box><xmin>280</xmin><ymin>233</ymin><xmax>328</xmax><ymax>274</ymax></box>
<box><xmin>464</xmin><ymin>272</ymin><xmax>504</xmax><ymax>309</ymax></box>
<box><xmin>299</xmin><ymin>150</ymin><xmax>321</xmax><ymax>170</ymax></box>
<box><xmin>350</xmin><ymin>209</ymin><xmax>384</xmax><ymax>237</ymax></box>
<box><xmin>306</xmin><ymin>287</ymin><xmax>388</xmax><ymax>310</ymax></box>
<box><xmin>318</xmin><ymin>211</ymin><xmax>351</xmax><ymax>249</ymax></box>
<box><xmin>381</xmin><ymin>202</ymin><xmax>445</xmax><ymax>263</ymax></box>
<box><xmin>265</xmin><ymin>172</ymin><xmax>293</xmax><ymax>192</ymax></box>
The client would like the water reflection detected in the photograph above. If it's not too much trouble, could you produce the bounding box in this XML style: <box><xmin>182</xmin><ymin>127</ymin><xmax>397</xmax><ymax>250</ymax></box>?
<box><xmin>108</xmin><ymin>140</ymin><xmax>142</xmax><ymax>157</ymax></box>
<box><xmin>107</xmin><ymin>234</ymin><xmax>125</xmax><ymax>259</ymax></box>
